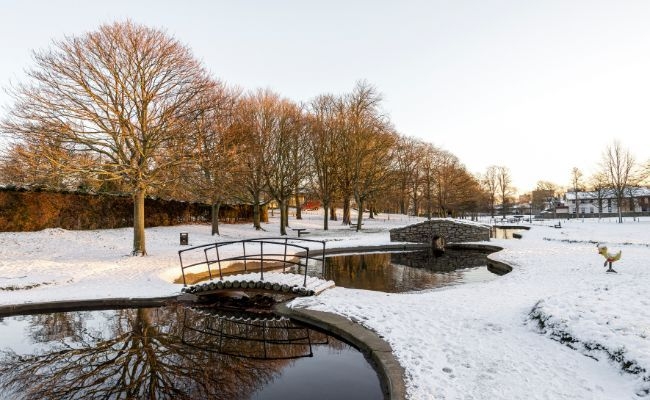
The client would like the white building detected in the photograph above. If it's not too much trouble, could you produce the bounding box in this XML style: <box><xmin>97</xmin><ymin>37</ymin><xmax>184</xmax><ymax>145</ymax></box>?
<box><xmin>564</xmin><ymin>188</ymin><xmax>650</xmax><ymax>215</ymax></box>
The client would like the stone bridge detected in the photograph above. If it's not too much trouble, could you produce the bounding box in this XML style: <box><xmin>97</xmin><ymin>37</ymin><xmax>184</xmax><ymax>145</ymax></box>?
<box><xmin>389</xmin><ymin>218</ymin><xmax>491</xmax><ymax>246</ymax></box>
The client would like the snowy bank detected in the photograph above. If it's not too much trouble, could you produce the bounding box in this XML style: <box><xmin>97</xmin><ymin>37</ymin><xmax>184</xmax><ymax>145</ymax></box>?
<box><xmin>0</xmin><ymin>211</ymin><xmax>649</xmax><ymax>399</ymax></box>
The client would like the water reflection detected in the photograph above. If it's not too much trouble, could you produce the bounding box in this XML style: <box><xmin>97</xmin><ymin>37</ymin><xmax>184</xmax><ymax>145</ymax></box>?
<box><xmin>182</xmin><ymin>308</ymin><xmax>326</xmax><ymax>360</ymax></box>
<box><xmin>321</xmin><ymin>250</ymin><xmax>497</xmax><ymax>293</ymax></box>
<box><xmin>0</xmin><ymin>305</ymin><xmax>382</xmax><ymax>400</ymax></box>
<box><xmin>491</xmin><ymin>227</ymin><xmax>526</xmax><ymax>239</ymax></box>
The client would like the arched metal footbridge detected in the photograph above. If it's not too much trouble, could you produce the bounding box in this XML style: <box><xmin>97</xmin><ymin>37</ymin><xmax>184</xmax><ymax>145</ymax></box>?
<box><xmin>178</xmin><ymin>237</ymin><xmax>326</xmax><ymax>287</ymax></box>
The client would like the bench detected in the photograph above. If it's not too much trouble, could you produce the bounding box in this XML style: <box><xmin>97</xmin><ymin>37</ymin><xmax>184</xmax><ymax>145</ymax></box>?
<box><xmin>553</xmin><ymin>222</ymin><xmax>562</xmax><ymax>228</ymax></box>
<box><xmin>292</xmin><ymin>228</ymin><xmax>310</xmax><ymax>237</ymax></box>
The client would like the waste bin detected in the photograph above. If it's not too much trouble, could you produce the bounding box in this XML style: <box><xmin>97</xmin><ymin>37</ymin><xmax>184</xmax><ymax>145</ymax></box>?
<box><xmin>180</xmin><ymin>232</ymin><xmax>188</xmax><ymax>245</ymax></box>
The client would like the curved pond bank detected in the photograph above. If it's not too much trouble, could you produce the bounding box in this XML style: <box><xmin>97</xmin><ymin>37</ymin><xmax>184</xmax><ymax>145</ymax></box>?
<box><xmin>289</xmin><ymin>242</ymin><xmax>511</xmax><ymax>399</ymax></box>
<box><xmin>0</xmin><ymin>242</ymin><xmax>511</xmax><ymax>400</ymax></box>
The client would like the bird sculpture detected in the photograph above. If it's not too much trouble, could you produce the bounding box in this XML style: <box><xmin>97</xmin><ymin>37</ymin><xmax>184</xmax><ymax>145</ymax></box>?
<box><xmin>597</xmin><ymin>244</ymin><xmax>622</xmax><ymax>273</ymax></box>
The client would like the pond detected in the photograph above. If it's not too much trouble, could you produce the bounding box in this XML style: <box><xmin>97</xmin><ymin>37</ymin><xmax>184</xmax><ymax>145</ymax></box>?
<box><xmin>294</xmin><ymin>249</ymin><xmax>500</xmax><ymax>293</ymax></box>
<box><xmin>0</xmin><ymin>304</ymin><xmax>383</xmax><ymax>400</ymax></box>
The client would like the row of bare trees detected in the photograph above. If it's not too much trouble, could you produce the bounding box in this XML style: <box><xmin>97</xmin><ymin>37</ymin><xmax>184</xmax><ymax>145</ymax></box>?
<box><xmin>565</xmin><ymin>141</ymin><xmax>649</xmax><ymax>223</ymax></box>
<box><xmin>529</xmin><ymin>141</ymin><xmax>650</xmax><ymax>223</ymax></box>
<box><xmin>0</xmin><ymin>21</ymin><xmax>489</xmax><ymax>255</ymax></box>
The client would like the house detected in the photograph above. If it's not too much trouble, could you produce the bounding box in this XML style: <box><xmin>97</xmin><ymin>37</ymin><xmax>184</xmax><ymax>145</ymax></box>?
<box><xmin>564</xmin><ymin>187</ymin><xmax>650</xmax><ymax>215</ymax></box>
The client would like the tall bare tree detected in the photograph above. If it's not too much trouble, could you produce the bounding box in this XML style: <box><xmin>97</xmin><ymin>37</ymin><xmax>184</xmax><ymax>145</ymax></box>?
<box><xmin>351</xmin><ymin>129</ymin><xmax>396</xmax><ymax>230</ymax></box>
<box><xmin>588</xmin><ymin>171</ymin><xmax>610</xmax><ymax>219</ymax></box>
<box><xmin>431</xmin><ymin>150</ymin><xmax>476</xmax><ymax>217</ymax></box>
<box><xmin>393</xmin><ymin>136</ymin><xmax>424</xmax><ymax>215</ymax></box>
<box><xmin>482</xmin><ymin>166</ymin><xmax>499</xmax><ymax>218</ymax></box>
<box><xmin>496</xmin><ymin>166</ymin><xmax>514</xmax><ymax>217</ymax></box>
<box><xmin>0</xmin><ymin>21</ymin><xmax>215</xmax><ymax>255</ymax></box>
<box><xmin>181</xmin><ymin>84</ymin><xmax>240</xmax><ymax>235</ymax></box>
<box><xmin>260</xmin><ymin>94</ymin><xmax>308</xmax><ymax>236</ymax></box>
<box><xmin>419</xmin><ymin>143</ymin><xmax>439</xmax><ymax>219</ymax></box>
<box><xmin>340</xmin><ymin>81</ymin><xmax>394</xmax><ymax>231</ymax></box>
<box><xmin>569</xmin><ymin>167</ymin><xmax>583</xmax><ymax>218</ymax></box>
<box><xmin>306</xmin><ymin>94</ymin><xmax>343</xmax><ymax>230</ymax></box>
<box><xmin>601</xmin><ymin>141</ymin><xmax>636</xmax><ymax>223</ymax></box>
<box><xmin>230</xmin><ymin>90</ymin><xmax>274</xmax><ymax>230</ymax></box>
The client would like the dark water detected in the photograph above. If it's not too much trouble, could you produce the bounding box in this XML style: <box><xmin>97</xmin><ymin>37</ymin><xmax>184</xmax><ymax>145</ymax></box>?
<box><xmin>0</xmin><ymin>305</ymin><xmax>382</xmax><ymax>400</ymax></box>
<box><xmin>315</xmin><ymin>250</ymin><xmax>498</xmax><ymax>293</ymax></box>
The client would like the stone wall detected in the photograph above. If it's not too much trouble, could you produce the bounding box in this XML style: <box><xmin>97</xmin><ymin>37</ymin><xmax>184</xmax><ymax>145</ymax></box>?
<box><xmin>389</xmin><ymin>219</ymin><xmax>490</xmax><ymax>244</ymax></box>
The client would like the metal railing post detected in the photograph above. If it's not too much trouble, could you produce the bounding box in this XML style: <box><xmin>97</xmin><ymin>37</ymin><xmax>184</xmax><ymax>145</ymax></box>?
<box><xmin>303</xmin><ymin>248</ymin><xmax>310</xmax><ymax>286</ymax></box>
<box><xmin>243</xmin><ymin>241</ymin><xmax>247</xmax><ymax>272</ymax></box>
<box><xmin>283</xmin><ymin>237</ymin><xmax>288</xmax><ymax>272</ymax></box>
<box><xmin>178</xmin><ymin>251</ymin><xmax>187</xmax><ymax>286</ymax></box>
<box><xmin>203</xmin><ymin>246</ymin><xmax>213</xmax><ymax>282</ymax></box>
<box><xmin>216</xmin><ymin>244</ymin><xmax>223</xmax><ymax>280</ymax></box>
<box><xmin>260</xmin><ymin>241</ymin><xmax>264</xmax><ymax>281</ymax></box>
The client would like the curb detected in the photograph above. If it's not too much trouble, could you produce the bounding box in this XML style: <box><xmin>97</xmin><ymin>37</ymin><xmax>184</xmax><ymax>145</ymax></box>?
<box><xmin>274</xmin><ymin>302</ymin><xmax>407</xmax><ymax>400</ymax></box>
<box><xmin>0</xmin><ymin>296</ymin><xmax>178</xmax><ymax>317</ymax></box>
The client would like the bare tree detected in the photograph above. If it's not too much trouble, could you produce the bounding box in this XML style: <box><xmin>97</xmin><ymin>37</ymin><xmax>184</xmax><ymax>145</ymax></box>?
<box><xmin>533</xmin><ymin>181</ymin><xmax>558</xmax><ymax>215</ymax></box>
<box><xmin>588</xmin><ymin>171</ymin><xmax>611</xmax><ymax>219</ymax></box>
<box><xmin>601</xmin><ymin>141</ymin><xmax>636</xmax><ymax>223</ymax></box>
<box><xmin>351</xmin><ymin>129</ymin><xmax>396</xmax><ymax>230</ymax></box>
<box><xmin>438</xmin><ymin>155</ymin><xmax>482</xmax><ymax>218</ymax></box>
<box><xmin>306</xmin><ymin>94</ymin><xmax>343</xmax><ymax>230</ymax></box>
<box><xmin>496</xmin><ymin>166</ymin><xmax>514</xmax><ymax>218</ymax></box>
<box><xmin>340</xmin><ymin>82</ymin><xmax>394</xmax><ymax>231</ymax></box>
<box><xmin>419</xmin><ymin>143</ymin><xmax>439</xmax><ymax>219</ymax></box>
<box><xmin>0</xmin><ymin>141</ymin><xmax>72</xmax><ymax>189</ymax></box>
<box><xmin>569</xmin><ymin>167</ymin><xmax>583</xmax><ymax>218</ymax></box>
<box><xmin>482</xmin><ymin>166</ymin><xmax>499</xmax><ymax>218</ymax></box>
<box><xmin>181</xmin><ymin>83</ymin><xmax>240</xmax><ymax>235</ymax></box>
<box><xmin>260</xmin><ymin>94</ymin><xmax>308</xmax><ymax>236</ymax></box>
<box><xmin>0</xmin><ymin>21</ymin><xmax>215</xmax><ymax>255</ymax></box>
<box><xmin>431</xmin><ymin>150</ymin><xmax>480</xmax><ymax>218</ymax></box>
<box><xmin>393</xmin><ymin>136</ymin><xmax>424</xmax><ymax>215</ymax></box>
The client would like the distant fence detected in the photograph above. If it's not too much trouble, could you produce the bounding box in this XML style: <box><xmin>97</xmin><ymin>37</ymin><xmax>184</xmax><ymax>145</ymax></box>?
<box><xmin>536</xmin><ymin>212</ymin><xmax>650</xmax><ymax>220</ymax></box>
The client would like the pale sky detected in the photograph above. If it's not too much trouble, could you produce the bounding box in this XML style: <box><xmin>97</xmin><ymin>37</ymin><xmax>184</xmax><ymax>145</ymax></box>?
<box><xmin>1</xmin><ymin>0</ymin><xmax>650</xmax><ymax>193</ymax></box>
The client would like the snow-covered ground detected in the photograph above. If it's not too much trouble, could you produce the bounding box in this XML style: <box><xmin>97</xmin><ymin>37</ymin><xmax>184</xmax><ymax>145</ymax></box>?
<box><xmin>0</xmin><ymin>210</ymin><xmax>648</xmax><ymax>399</ymax></box>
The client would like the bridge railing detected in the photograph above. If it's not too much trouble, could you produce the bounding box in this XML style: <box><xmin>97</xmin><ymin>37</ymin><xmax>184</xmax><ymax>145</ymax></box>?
<box><xmin>178</xmin><ymin>237</ymin><xmax>326</xmax><ymax>287</ymax></box>
<box><xmin>180</xmin><ymin>308</ymin><xmax>329</xmax><ymax>360</ymax></box>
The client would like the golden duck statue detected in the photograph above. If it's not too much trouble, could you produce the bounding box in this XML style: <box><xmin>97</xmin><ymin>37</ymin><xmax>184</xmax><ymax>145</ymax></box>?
<box><xmin>597</xmin><ymin>244</ymin><xmax>622</xmax><ymax>273</ymax></box>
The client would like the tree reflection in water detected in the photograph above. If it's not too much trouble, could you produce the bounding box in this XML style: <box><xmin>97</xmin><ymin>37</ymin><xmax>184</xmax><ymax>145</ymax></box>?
<box><xmin>323</xmin><ymin>250</ymin><xmax>495</xmax><ymax>292</ymax></box>
<box><xmin>0</xmin><ymin>305</ymin><xmax>336</xmax><ymax>400</ymax></box>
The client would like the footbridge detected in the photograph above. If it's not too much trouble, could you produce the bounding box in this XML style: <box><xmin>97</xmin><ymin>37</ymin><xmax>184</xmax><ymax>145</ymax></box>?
<box><xmin>178</xmin><ymin>237</ymin><xmax>327</xmax><ymax>289</ymax></box>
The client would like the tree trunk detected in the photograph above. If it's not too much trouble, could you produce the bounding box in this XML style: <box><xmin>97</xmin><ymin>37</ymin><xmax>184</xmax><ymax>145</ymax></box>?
<box><xmin>279</xmin><ymin>199</ymin><xmax>287</xmax><ymax>235</ymax></box>
<box><xmin>132</xmin><ymin>188</ymin><xmax>146</xmax><ymax>256</ymax></box>
<box><xmin>211</xmin><ymin>201</ymin><xmax>221</xmax><ymax>236</ymax></box>
<box><xmin>284</xmin><ymin>201</ymin><xmax>290</xmax><ymax>228</ymax></box>
<box><xmin>295</xmin><ymin>193</ymin><xmax>302</xmax><ymax>220</ymax></box>
<box><xmin>342</xmin><ymin>197</ymin><xmax>351</xmax><ymax>225</ymax></box>
<box><xmin>322</xmin><ymin>199</ymin><xmax>330</xmax><ymax>230</ymax></box>
<box><xmin>355</xmin><ymin>198</ymin><xmax>364</xmax><ymax>231</ymax></box>
<box><xmin>330</xmin><ymin>204</ymin><xmax>337</xmax><ymax>221</ymax></box>
<box><xmin>253</xmin><ymin>202</ymin><xmax>262</xmax><ymax>230</ymax></box>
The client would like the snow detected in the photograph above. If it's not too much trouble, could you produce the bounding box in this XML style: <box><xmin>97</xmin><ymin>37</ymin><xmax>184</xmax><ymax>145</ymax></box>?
<box><xmin>1</xmin><ymin>210</ymin><xmax>649</xmax><ymax>399</ymax></box>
